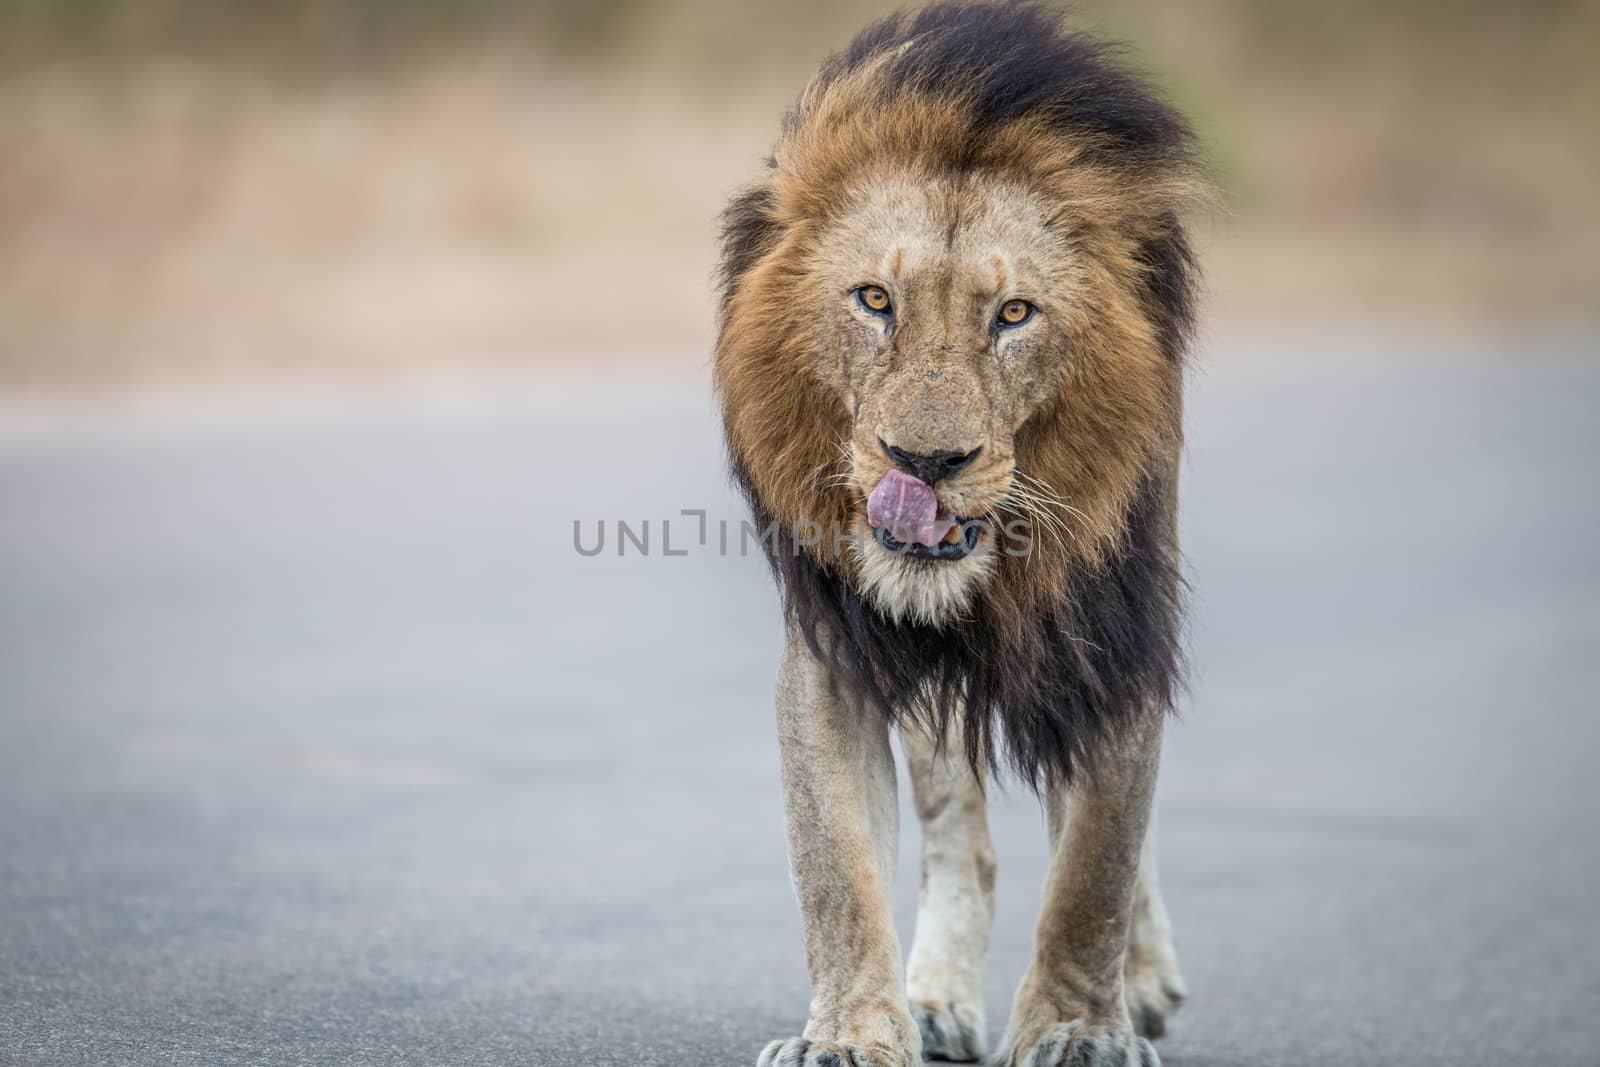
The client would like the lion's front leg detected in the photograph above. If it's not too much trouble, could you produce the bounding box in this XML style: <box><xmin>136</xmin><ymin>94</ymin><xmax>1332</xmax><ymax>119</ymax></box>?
<box><xmin>903</xmin><ymin>721</ymin><xmax>995</xmax><ymax>1062</ymax></box>
<box><xmin>758</xmin><ymin>629</ymin><xmax>920</xmax><ymax>1067</ymax></box>
<box><xmin>997</xmin><ymin>712</ymin><xmax>1164</xmax><ymax>1067</ymax></box>
<box><xmin>1124</xmin><ymin>813</ymin><xmax>1187</xmax><ymax>1040</ymax></box>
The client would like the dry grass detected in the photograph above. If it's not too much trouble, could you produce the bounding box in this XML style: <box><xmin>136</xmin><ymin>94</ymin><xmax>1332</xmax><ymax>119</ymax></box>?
<box><xmin>1</xmin><ymin>2</ymin><xmax>1596</xmax><ymax>393</ymax></box>
<box><xmin>0</xmin><ymin>63</ymin><xmax>756</xmax><ymax>389</ymax></box>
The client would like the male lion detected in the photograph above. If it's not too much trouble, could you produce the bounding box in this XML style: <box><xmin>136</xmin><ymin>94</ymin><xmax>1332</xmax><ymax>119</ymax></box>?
<box><xmin>714</xmin><ymin>4</ymin><xmax>1204</xmax><ymax>1065</ymax></box>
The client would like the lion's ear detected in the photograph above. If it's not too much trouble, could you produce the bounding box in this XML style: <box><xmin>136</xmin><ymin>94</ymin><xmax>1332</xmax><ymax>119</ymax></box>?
<box><xmin>717</xmin><ymin>184</ymin><xmax>782</xmax><ymax>319</ymax></box>
<box><xmin>1132</xmin><ymin>215</ymin><xmax>1202</xmax><ymax>366</ymax></box>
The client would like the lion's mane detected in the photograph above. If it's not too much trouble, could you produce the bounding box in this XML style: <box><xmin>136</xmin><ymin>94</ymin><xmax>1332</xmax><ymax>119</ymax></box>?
<box><xmin>714</xmin><ymin>1</ymin><xmax>1204</xmax><ymax>787</ymax></box>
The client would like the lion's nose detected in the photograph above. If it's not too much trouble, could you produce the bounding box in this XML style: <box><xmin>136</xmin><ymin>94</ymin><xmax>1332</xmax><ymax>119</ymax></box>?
<box><xmin>880</xmin><ymin>438</ymin><xmax>983</xmax><ymax>485</ymax></box>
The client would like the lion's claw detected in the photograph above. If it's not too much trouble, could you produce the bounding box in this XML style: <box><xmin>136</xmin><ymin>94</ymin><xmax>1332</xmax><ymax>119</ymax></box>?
<box><xmin>1127</xmin><ymin>976</ymin><xmax>1185</xmax><ymax>1040</ymax></box>
<box><xmin>1000</xmin><ymin>1020</ymin><xmax>1159</xmax><ymax>1067</ymax></box>
<box><xmin>757</xmin><ymin>1036</ymin><xmax>907</xmax><ymax>1067</ymax></box>
<box><xmin>1125</xmin><ymin>950</ymin><xmax>1186</xmax><ymax>1040</ymax></box>
<box><xmin>910</xmin><ymin>999</ymin><xmax>986</xmax><ymax>1062</ymax></box>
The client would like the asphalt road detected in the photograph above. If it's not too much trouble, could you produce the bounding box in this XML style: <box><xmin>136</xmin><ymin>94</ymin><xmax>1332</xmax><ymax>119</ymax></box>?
<box><xmin>2</xmin><ymin>335</ymin><xmax>1598</xmax><ymax>1066</ymax></box>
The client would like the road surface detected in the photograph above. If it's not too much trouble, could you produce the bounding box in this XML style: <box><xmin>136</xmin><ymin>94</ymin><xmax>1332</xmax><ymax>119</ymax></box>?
<box><xmin>2</xmin><ymin>335</ymin><xmax>1598</xmax><ymax>1065</ymax></box>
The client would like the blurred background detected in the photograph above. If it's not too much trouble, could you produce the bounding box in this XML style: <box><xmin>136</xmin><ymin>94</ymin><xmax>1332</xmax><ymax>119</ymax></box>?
<box><xmin>1</xmin><ymin>0</ymin><xmax>1597</xmax><ymax>392</ymax></box>
<box><xmin>2</xmin><ymin>4</ymin><xmax>1598</xmax><ymax>1067</ymax></box>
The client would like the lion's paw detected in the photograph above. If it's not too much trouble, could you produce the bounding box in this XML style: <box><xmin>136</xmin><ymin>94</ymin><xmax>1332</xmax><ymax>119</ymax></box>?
<box><xmin>997</xmin><ymin>1021</ymin><xmax>1159</xmax><ymax>1067</ymax></box>
<box><xmin>910</xmin><ymin>998</ymin><xmax>986</xmax><ymax>1062</ymax></box>
<box><xmin>757</xmin><ymin>1036</ymin><xmax>911</xmax><ymax>1067</ymax></box>
<box><xmin>1124</xmin><ymin>961</ymin><xmax>1186</xmax><ymax>1040</ymax></box>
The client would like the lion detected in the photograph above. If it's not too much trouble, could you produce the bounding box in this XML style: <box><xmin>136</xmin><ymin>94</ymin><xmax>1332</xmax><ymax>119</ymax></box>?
<box><xmin>713</xmin><ymin>4</ymin><xmax>1205</xmax><ymax>1065</ymax></box>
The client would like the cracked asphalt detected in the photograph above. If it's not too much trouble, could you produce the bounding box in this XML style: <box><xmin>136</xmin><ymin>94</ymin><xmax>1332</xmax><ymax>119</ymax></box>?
<box><xmin>2</xmin><ymin>335</ymin><xmax>1598</xmax><ymax>1066</ymax></box>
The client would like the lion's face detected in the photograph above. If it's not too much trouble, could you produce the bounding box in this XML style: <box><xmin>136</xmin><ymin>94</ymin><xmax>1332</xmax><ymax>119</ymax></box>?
<box><xmin>784</xmin><ymin>169</ymin><xmax>1164</xmax><ymax>623</ymax></box>
<box><xmin>800</xmin><ymin>174</ymin><xmax>1065</xmax><ymax>619</ymax></box>
<box><xmin>718</xmin><ymin>77</ymin><xmax>1195</xmax><ymax>632</ymax></box>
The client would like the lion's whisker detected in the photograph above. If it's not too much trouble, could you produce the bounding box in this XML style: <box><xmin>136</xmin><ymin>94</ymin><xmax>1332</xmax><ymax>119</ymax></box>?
<box><xmin>987</xmin><ymin>505</ymin><xmax>1035</xmax><ymax>567</ymax></box>
<box><xmin>1012</xmin><ymin>469</ymin><xmax>1094</xmax><ymax>527</ymax></box>
<box><xmin>996</xmin><ymin>489</ymin><xmax>1073</xmax><ymax>557</ymax></box>
<box><xmin>1004</xmin><ymin>485</ymin><xmax>1076</xmax><ymax>536</ymax></box>
<box><xmin>1010</xmin><ymin>470</ymin><xmax>1093</xmax><ymax>532</ymax></box>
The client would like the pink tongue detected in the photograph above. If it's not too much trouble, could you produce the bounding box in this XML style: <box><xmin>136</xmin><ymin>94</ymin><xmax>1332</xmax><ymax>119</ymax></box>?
<box><xmin>867</xmin><ymin>469</ymin><xmax>955</xmax><ymax>548</ymax></box>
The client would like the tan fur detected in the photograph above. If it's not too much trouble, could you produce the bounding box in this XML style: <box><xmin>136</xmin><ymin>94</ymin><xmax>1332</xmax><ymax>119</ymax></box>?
<box><xmin>761</xmin><ymin>628</ymin><xmax>920</xmax><ymax>1067</ymax></box>
<box><xmin>730</xmin><ymin>13</ymin><xmax>1202</xmax><ymax>1067</ymax></box>
<box><xmin>1124</xmin><ymin>813</ymin><xmax>1188</xmax><ymax>1040</ymax></box>
<box><xmin>766</xmin><ymin>636</ymin><xmax>1180</xmax><ymax>1067</ymax></box>
<box><xmin>995</xmin><ymin>713</ymin><xmax>1165</xmax><ymax>1066</ymax></box>
<box><xmin>903</xmin><ymin>722</ymin><xmax>996</xmax><ymax>1061</ymax></box>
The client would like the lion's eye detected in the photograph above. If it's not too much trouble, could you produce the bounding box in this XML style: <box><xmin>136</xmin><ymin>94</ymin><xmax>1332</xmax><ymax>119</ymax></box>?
<box><xmin>997</xmin><ymin>299</ymin><xmax>1034</xmax><ymax>327</ymax></box>
<box><xmin>855</xmin><ymin>286</ymin><xmax>893</xmax><ymax>315</ymax></box>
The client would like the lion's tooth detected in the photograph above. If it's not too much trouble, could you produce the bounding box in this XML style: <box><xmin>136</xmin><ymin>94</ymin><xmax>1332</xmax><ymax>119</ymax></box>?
<box><xmin>941</xmin><ymin>524</ymin><xmax>962</xmax><ymax>545</ymax></box>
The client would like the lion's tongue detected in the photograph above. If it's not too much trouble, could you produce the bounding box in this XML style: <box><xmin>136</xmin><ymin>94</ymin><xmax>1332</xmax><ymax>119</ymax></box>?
<box><xmin>867</xmin><ymin>469</ymin><xmax>955</xmax><ymax>548</ymax></box>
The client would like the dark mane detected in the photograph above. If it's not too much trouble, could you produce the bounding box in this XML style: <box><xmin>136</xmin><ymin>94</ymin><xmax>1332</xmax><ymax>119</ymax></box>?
<box><xmin>817</xmin><ymin>1</ymin><xmax>1193</xmax><ymax>168</ymax></box>
<box><xmin>734</xmin><ymin>459</ymin><xmax>1183</xmax><ymax>790</ymax></box>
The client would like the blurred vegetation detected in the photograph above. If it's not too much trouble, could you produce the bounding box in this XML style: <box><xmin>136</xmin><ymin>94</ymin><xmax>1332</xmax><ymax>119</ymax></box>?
<box><xmin>6</xmin><ymin>0</ymin><xmax>1596</xmax><ymax>88</ymax></box>
<box><xmin>1</xmin><ymin>1</ymin><xmax>1596</xmax><ymax>390</ymax></box>
<box><xmin>0</xmin><ymin>0</ymin><xmax>906</xmax><ymax>76</ymax></box>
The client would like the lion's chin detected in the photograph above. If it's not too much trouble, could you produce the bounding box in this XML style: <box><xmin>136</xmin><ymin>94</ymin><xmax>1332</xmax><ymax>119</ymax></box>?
<box><xmin>852</xmin><ymin>534</ymin><xmax>994</xmax><ymax>627</ymax></box>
